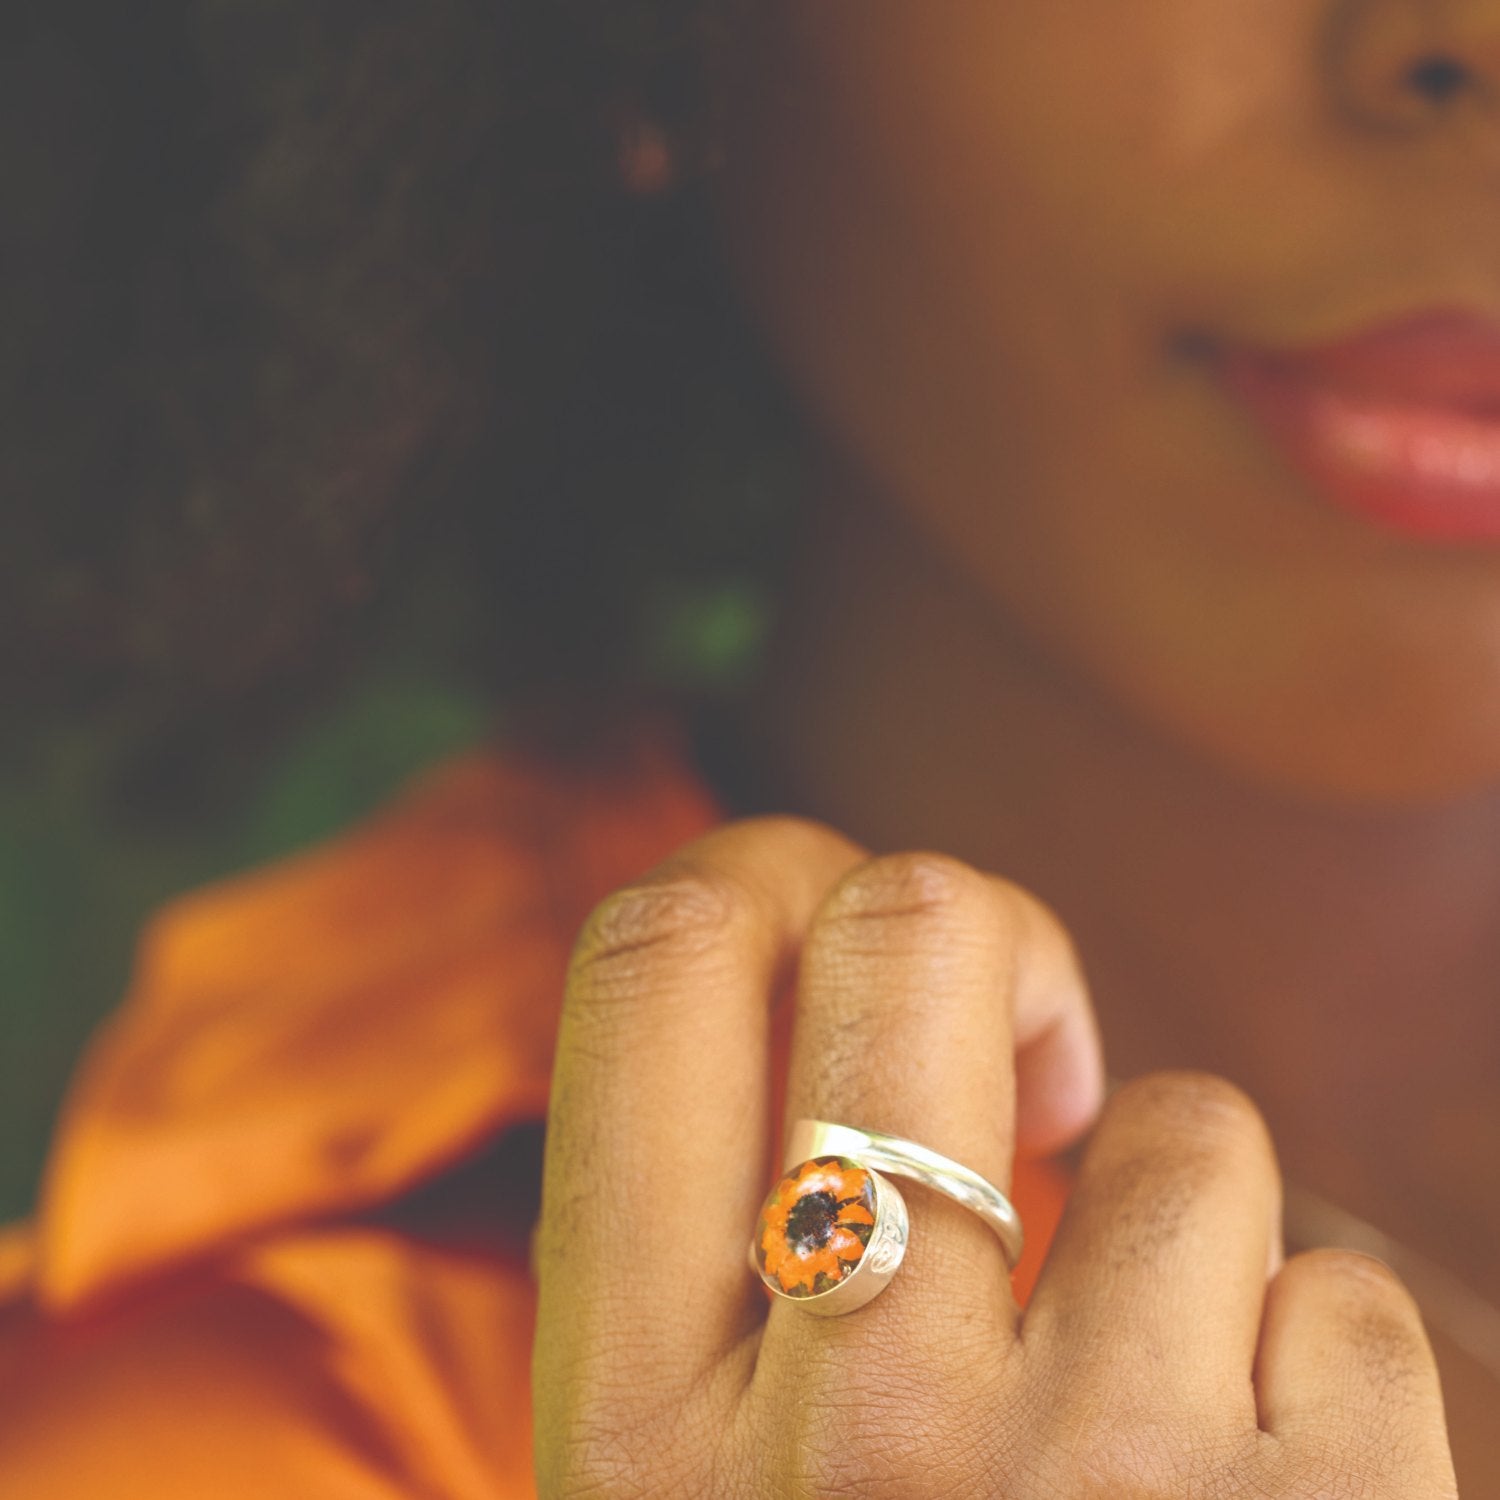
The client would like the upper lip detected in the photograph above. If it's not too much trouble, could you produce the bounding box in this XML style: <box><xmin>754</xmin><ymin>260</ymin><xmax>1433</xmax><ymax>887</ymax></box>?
<box><xmin>1218</xmin><ymin>307</ymin><xmax>1500</xmax><ymax>416</ymax></box>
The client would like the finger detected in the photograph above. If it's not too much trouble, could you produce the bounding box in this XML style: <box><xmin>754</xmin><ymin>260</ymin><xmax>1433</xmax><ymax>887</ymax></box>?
<box><xmin>534</xmin><ymin>817</ymin><xmax>866</xmax><ymax>1415</ymax></box>
<box><xmin>1255</xmin><ymin>1250</ymin><xmax>1455</xmax><ymax>1490</ymax></box>
<box><xmin>758</xmin><ymin>853</ymin><xmax>1103</xmax><ymax>1369</ymax></box>
<box><xmin>1024</xmin><ymin>1072</ymin><xmax>1281</xmax><ymax>1424</ymax></box>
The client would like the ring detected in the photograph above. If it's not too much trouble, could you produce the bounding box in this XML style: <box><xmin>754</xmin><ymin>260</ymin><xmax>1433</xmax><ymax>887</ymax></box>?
<box><xmin>747</xmin><ymin>1118</ymin><xmax>1025</xmax><ymax>1317</ymax></box>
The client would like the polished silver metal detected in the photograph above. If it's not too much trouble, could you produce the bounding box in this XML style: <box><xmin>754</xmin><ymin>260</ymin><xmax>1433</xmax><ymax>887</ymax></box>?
<box><xmin>748</xmin><ymin>1163</ymin><xmax>910</xmax><ymax>1316</ymax></box>
<box><xmin>783</xmin><ymin>1118</ymin><xmax>1025</xmax><ymax>1271</ymax></box>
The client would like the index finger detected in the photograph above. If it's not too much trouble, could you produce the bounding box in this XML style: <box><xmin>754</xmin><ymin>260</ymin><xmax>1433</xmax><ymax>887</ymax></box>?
<box><xmin>533</xmin><ymin>816</ymin><xmax>867</xmax><ymax>1423</ymax></box>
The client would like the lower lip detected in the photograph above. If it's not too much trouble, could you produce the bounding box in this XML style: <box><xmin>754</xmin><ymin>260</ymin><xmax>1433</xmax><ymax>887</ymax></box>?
<box><xmin>1216</xmin><ymin>354</ymin><xmax>1500</xmax><ymax>543</ymax></box>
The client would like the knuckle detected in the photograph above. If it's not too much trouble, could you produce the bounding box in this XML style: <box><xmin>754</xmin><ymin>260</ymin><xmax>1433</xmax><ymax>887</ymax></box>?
<box><xmin>1296</xmin><ymin>1247</ymin><xmax>1408</xmax><ymax>1298</ymax></box>
<box><xmin>1277</xmin><ymin>1252</ymin><xmax>1442</xmax><ymax>1431</ymax></box>
<box><xmin>569</xmin><ymin>868</ymin><xmax>752</xmax><ymax>998</ymax></box>
<box><xmin>1056</xmin><ymin>1072</ymin><xmax>1276</xmax><ymax>1278</ymax></box>
<box><xmin>1292</xmin><ymin>1248</ymin><xmax>1427</xmax><ymax>1333</ymax></box>
<box><xmin>1109</xmin><ymin>1069</ymin><xmax>1270</xmax><ymax>1153</ymax></box>
<box><xmin>740</xmin><ymin>811</ymin><xmax>864</xmax><ymax>858</ymax></box>
<box><xmin>819</xmin><ymin>850</ymin><xmax>990</xmax><ymax>934</ymax></box>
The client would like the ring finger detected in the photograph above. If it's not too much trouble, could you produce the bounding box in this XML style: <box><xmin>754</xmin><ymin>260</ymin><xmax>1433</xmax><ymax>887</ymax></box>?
<box><xmin>756</xmin><ymin>851</ymin><xmax>1102</xmax><ymax>1372</ymax></box>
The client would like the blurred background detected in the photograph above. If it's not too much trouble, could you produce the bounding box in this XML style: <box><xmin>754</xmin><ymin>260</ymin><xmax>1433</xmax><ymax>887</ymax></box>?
<box><xmin>0</xmin><ymin>0</ymin><xmax>786</xmax><ymax>1224</ymax></box>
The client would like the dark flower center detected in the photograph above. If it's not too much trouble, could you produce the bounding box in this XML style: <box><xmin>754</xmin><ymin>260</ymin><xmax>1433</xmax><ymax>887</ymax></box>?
<box><xmin>785</xmin><ymin>1190</ymin><xmax>839</xmax><ymax>1251</ymax></box>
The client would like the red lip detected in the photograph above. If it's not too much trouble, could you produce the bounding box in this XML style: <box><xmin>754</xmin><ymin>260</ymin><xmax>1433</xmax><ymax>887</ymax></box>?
<box><xmin>1215</xmin><ymin>309</ymin><xmax>1500</xmax><ymax>542</ymax></box>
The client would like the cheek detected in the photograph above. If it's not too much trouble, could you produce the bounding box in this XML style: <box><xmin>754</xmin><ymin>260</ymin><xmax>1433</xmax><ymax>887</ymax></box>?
<box><xmin>713</xmin><ymin>0</ymin><xmax>1500</xmax><ymax>801</ymax></box>
<box><xmin>710</xmin><ymin>0</ymin><xmax>1322</xmax><ymax>594</ymax></box>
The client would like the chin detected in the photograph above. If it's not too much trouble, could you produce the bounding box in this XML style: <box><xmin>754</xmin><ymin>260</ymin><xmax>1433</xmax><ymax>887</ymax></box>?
<box><xmin>1161</xmin><ymin>691</ymin><xmax>1500</xmax><ymax>810</ymax></box>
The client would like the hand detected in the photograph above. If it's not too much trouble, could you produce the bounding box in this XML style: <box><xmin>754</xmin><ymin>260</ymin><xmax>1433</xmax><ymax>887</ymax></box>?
<box><xmin>532</xmin><ymin>819</ymin><xmax>1457</xmax><ymax>1497</ymax></box>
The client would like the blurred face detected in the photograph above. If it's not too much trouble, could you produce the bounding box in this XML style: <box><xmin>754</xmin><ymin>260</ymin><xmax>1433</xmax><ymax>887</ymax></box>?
<box><xmin>710</xmin><ymin>0</ymin><xmax>1500</xmax><ymax>802</ymax></box>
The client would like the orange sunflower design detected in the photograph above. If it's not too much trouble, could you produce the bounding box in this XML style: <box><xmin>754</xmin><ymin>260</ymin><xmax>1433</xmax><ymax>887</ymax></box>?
<box><xmin>754</xmin><ymin>1155</ymin><xmax>879</xmax><ymax>1298</ymax></box>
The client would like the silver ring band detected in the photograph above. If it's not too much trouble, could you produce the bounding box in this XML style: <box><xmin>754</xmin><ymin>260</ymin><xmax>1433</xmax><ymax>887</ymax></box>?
<box><xmin>785</xmin><ymin>1118</ymin><xmax>1025</xmax><ymax>1270</ymax></box>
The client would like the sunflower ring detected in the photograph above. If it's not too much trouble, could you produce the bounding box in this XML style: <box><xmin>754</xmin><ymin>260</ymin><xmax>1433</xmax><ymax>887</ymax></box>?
<box><xmin>748</xmin><ymin>1119</ymin><xmax>1024</xmax><ymax>1317</ymax></box>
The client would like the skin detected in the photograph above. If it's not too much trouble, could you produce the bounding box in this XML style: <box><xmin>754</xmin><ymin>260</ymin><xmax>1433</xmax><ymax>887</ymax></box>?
<box><xmin>537</xmin><ymin>0</ymin><xmax>1500</xmax><ymax>1490</ymax></box>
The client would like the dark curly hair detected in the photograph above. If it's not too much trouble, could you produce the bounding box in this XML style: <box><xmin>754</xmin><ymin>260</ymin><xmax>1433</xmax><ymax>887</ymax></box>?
<box><xmin>3</xmin><ymin>1</ymin><xmax>801</xmax><ymax>751</ymax></box>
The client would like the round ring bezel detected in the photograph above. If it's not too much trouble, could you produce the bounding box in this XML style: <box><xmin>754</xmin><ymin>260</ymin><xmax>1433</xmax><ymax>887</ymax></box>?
<box><xmin>748</xmin><ymin>1156</ymin><xmax>909</xmax><ymax>1316</ymax></box>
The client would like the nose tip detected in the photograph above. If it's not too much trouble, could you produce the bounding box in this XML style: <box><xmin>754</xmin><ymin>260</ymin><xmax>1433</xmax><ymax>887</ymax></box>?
<box><xmin>1331</xmin><ymin>0</ymin><xmax>1500</xmax><ymax>132</ymax></box>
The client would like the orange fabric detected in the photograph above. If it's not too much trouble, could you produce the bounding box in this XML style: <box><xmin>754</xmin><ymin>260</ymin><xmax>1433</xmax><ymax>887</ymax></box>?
<box><xmin>0</xmin><ymin>715</ymin><xmax>1072</xmax><ymax>1496</ymax></box>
